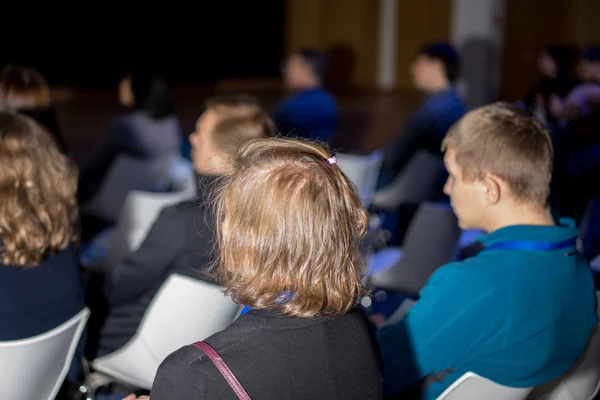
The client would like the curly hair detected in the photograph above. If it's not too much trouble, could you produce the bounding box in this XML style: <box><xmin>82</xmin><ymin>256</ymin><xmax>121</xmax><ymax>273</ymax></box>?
<box><xmin>212</xmin><ymin>138</ymin><xmax>368</xmax><ymax>318</ymax></box>
<box><xmin>0</xmin><ymin>112</ymin><xmax>78</xmax><ymax>267</ymax></box>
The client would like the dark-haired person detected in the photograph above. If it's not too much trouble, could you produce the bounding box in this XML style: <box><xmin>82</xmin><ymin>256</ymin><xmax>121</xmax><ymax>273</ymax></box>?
<box><xmin>79</xmin><ymin>69</ymin><xmax>182</xmax><ymax>203</ymax></box>
<box><xmin>0</xmin><ymin>65</ymin><xmax>68</xmax><ymax>154</ymax></box>
<box><xmin>275</xmin><ymin>49</ymin><xmax>338</xmax><ymax>142</ymax></box>
<box><xmin>379</xmin><ymin>42</ymin><xmax>466</xmax><ymax>187</ymax></box>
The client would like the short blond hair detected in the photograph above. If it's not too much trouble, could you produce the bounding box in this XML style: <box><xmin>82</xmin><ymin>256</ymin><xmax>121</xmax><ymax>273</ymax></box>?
<box><xmin>205</xmin><ymin>94</ymin><xmax>275</xmax><ymax>155</ymax></box>
<box><xmin>213</xmin><ymin>138</ymin><xmax>368</xmax><ymax>317</ymax></box>
<box><xmin>0</xmin><ymin>113</ymin><xmax>77</xmax><ymax>267</ymax></box>
<box><xmin>442</xmin><ymin>102</ymin><xmax>553</xmax><ymax>207</ymax></box>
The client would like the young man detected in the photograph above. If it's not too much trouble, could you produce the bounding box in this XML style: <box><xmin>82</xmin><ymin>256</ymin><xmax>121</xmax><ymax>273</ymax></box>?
<box><xmin>378</xmin><ymin>42</ymin><xmax>466</xmax><ymax>187</ymax></box>
<box><xmin>275</xmin><ymin>49</ymin><xmax>338</xmax><ymax>143</ymax></box>
<box><xmin>376</xmin><ymin>103</ymin><xmax>598</xmax><ymax>399</ymax></box>
<box><xmin>94</xmin><ymin>95</ymin><xmax>275</xmax><ymax>357</ymax></box>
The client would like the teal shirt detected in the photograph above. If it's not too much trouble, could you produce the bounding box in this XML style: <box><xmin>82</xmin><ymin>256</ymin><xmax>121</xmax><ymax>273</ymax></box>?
<box><xmin>377</xmin><ymin>219</ymin><xmax>598</xmax><ymax>399</ymax></box>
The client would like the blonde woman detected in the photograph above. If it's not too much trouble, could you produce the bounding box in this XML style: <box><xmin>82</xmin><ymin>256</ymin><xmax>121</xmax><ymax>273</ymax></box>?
<box><xmin>146</xmin><ymin>138</ymin><xmax>383</xmax><ymax>399</ymax></box>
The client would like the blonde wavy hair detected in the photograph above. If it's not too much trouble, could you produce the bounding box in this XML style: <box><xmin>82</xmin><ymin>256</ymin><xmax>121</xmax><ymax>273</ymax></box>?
<box><xmin>213</xmin><ymin>138</ymin><xmax>368</xmax><ymax>318</ymax></box>
<box><xmin>0</xmin><ymin>112</ymin><xmax>78</xmax><ymax>267</ymax></box>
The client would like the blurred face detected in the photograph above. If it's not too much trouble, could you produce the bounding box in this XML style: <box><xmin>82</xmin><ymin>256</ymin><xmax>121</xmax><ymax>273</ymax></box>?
<box><xmin>578</xmin><ymin>60</ymin><xmax>600</xmax><ymax>81</ymax></box>
<box><xmin>283</xmin><ymin>54</ymin><xmax>315</xmax><ymax>89</ymax></box>
<box><xmin>410</xmin><ymin>55</ymin><xmax>445</xmax><ymax>91</ymax></box>
<box><xmin>443</xmin><ymin>149</ymin><xmax>487</xmax><ymax>230</ymax></box>
<box><xmin>118</xmin><ymin>76</ymin><xmax>134</xmax><ymax>107</ymax></box>
<box><xmin>189</xmin><ymin>109</ymin><xmax>219</xmax><ymax>172</ymax></box>
<box><xmin>538</xmin><ymin>53</ymin><xmax>557</xmax><ymax>78</ymax></box>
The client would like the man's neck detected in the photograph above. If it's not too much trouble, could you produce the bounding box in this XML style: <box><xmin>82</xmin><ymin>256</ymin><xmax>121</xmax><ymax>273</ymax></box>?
<box><xmin>483</xmin><ymin>205</ymin><xmax>555</xmax><ymax>233</ymax></box>
<box><xmin>424</xmin><ymin>79</ymin><xmax>451</xmax><ymax>94</ymax></box>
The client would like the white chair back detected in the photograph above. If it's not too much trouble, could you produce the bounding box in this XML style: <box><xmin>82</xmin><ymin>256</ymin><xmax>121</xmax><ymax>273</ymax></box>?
<box><xmin>336</xmin><ymin>150</ymin><xmax>384</xmax><ymax>206</ymax></box>
<box><xmin>527</xmin><ymin>291</ymin><xmax>600</xmax><ymax>400</ymax></box>
<box><xmin>371</xmin><ymin>150</ymin><xmax>447</xmax><ymax>210</ymax></box>
<box><xmin>93</xmin><ymin>274</ymin><xmax>242</xmax><ymax>389</ymax></box>
<box><xmin>370</xmin><ymin>203</ymin><xmax>461</xmax><ymax>294</ymax></box>
<box><xmin>437</xmin><ymin>372</ymin><xmax>533</xmax><ymax>399</ymax></box>
<box><xmin>0</xmin><ymin>308</ymin><xmax>90</xmax><ymax>400</ymax></box>
<box><xmin>84</xmin><ymin>154</ymin><xmax>174</xmax><ymax>222</ymax></box>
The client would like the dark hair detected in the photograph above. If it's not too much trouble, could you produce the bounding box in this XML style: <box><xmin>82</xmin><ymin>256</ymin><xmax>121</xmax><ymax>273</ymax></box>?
<box><xmin>545</xmin><ymin>44</ymin><xmax>581</xmax><ymax>79</ymax></box>
<box><xmin>583</xmin><ymin>46</ymin><xmax>600</xmax><ymax>62</ymax></box>
<box><xmin>297</xmin><ymin>49</ymin><xmax>328</xmax><ymax>81</ymax></box>
<box><xmin>418</xmin><ymin>42</ymin><xmax>460</xmax><ymax>82</ymax></box>
<box><xmin>128</xmin><ymin>69</ymin><xmax>174</xmax><ymax>119</ymax></box>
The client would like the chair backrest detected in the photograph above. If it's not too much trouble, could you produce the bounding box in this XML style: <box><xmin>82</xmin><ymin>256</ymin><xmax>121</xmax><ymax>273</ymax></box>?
<box><xmin>336</xmin><ymin>150</ymin><xmax>384</xmax><ymax>206</ymax></box>
<box><xmin>138</xmin><ymin>274</ymin><xmax>242</xmax><ymax>364</ymax></box>
<box><xmin>371</xmin><ymin>150</ymin><xmax>447</xmax><ymax>210</ymax></box>
<box><xmin>402</xmin><ymin>202</ymin><xmax>461</xmax><ymax>283</ymax></box>
<box><xmin>85</xmin><ymin>154</ymin><xmax>174</xmax><ymax>222</ymax></box>
<box><xmin>527</xmin><ymin>291</ymin><xmax>600</xmax><ymax>400</ymax></box>
<box><xmin>438</xmin><ymin>372</ymin><xmax>533</xmax><ymax>400</ymax></box>
<box><xmin>370</xmin><ymin>203</ymin><xmax>462</xmax><ymax>293</ymax></box>
<box><xmin>0</xmin><ymin>308</ymin><xmax>90</xmax><ymax>400</ymax></box>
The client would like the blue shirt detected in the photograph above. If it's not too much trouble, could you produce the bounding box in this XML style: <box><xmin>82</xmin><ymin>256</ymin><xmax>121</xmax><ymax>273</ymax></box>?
<box><xmin>377</xmin><ymin>219</ymin><xmax>598</xmax><ymax>399</ymax></box>
<box><xmin>380</xmin><ymin>88</ymin><xmax>465</xmax><ymax>183</ymax></box>
<box><xmin>275</xmin><ymin>88</ymin><xmax>338</xmax><ymax>142</ymax></box>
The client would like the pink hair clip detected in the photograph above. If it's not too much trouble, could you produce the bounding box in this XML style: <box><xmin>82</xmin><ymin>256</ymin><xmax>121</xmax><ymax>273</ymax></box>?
<box><xmin>327</xmin><ymin>155</ymin><xmax>337</xmax><ymax>165</ymax></box>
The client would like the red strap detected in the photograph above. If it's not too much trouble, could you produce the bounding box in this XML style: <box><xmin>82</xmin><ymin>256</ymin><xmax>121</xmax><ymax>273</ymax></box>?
<box><xmin>191</xmin><ymin>341</ymin><xmax>251</xmax><ymax>400</ymax></box>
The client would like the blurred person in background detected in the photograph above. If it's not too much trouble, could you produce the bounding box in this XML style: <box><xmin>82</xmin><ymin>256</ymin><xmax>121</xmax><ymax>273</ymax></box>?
<box><xmin>275</xmin><ymin>49</ymin><xmax>338</xmax><ymax>143</ymax></box>
<box><xmin>0</xmin><ymin>64</ymin><xmax>67</xmax><ymax>153</ymax></box>
<box><xmin>78</xmin><ymin>68</ymin><xmax>182</xmax><ymax>202</ymax></box>
<box><xmin>87</xmin><ymin>95</ymin><xmax>275</xmax><ymax>359</ymax></box>
<box><xmin>378</xmin><ymin>42</ymin><xmax>466</xmax><ymax>189</ymax></box>
<box><xmin>522</xmin><ymin>44</ymin><xmax>581</xmax><ymax>126</ymax></box>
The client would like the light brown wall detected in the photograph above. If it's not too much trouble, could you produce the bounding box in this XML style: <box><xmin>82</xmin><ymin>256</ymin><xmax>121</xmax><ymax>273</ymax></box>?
<box><xmin>285</xmin><ymin>0</ymin><xmax>379</xmax><ymax>89</ymax></box>
<box><xmin>500</xmin><ymin>0</ymin><xmax>600</xmax><ymax>100</ymax></box>
<box><xmin>394</xmin><ymin>0</ymin><xmax>452</xmax><ymax>89</ymax></box>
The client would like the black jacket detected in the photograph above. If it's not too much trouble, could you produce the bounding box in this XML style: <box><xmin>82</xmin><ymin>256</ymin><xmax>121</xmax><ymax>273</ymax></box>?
<box><xmin>151</xmin><ymin>308</ymin><xmax>383</xmax><ymax>399</ymax></box>
<box><xmin>98</xmin><ymin>174</ymin><xmax>217</xmax><ymax>355</ymax></box>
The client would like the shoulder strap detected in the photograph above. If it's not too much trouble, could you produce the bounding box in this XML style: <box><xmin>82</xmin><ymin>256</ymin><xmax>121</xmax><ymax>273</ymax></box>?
<box><xmin>191</xmin><ymin>341</ymin><xmax>251</xmax><ymax>400</ymax></box>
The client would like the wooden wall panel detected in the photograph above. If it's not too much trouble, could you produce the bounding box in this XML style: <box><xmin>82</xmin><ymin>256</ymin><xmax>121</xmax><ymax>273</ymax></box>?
<box><xmin>285</xmin><ymin>0</ymin><xmax>379</xmax><ymax>89</ymax></box>
<box><xmin>395</xmin><ymin>0</ymin><xmax>452</xmax><ymax>89</ymax></box>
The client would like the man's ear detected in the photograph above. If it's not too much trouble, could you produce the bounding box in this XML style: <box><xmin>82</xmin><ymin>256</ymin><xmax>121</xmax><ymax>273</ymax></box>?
<box><xmin>479</xmin><ymin>173</ymin><xmax>502</xmax><ymax>206</ymax></box>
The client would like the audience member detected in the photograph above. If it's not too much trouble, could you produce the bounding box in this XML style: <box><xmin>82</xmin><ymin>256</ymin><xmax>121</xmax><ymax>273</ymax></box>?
<box><xmin>91</xmin><ymin>95</ymin><xmax>274</xmax><ymax>357</ymax></box>
<box><xmin>550</xmin><ymin>45</ymin><xmax>600</xmax><ymax>121</ymax></box>
<box><xmin>376</xmin><ymin>103</ymin><xmax>598</xmax><ymax>399</ymax></box>
<box><xmin>275</xmin><ymin>49</ymin><xmax>338</xmax><ymax>142</ymax></box>
<box><xmin>522</xmin><ymin>44</ymin><xmax>581</xmax><ymax>126</ymax></box>
<box><xmin>0</xmin><ymin>65</ymin><xmax>67</xmax><ymax>153</ymax></box>
<box><xmin>0</xmin><ymin>112</ymin><xmax>83</xmax><ymax>340</ymax></box>
<box><xmin>79</xmin><ymin>68</ymin><xmax>182</xmax><ymax>202</ymax></box>
<box><xmin>379</xmin><ymin>42</ymin><xmax>466</xmax><ymax>187</ymax></box>
<box><xmin>149</xmin><ymin>138</ymin><xmax>383</xmax><ymax>399</ymax></box>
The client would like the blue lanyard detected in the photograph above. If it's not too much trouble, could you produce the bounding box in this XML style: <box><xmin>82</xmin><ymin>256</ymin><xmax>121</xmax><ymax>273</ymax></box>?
<box><xmin>484</xmin><ymin>236</ymin><xmax>578</xmax><ymax>252</ymax></box>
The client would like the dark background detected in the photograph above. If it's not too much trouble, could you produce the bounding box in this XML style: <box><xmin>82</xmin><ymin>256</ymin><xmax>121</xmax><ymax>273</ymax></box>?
<box><xmin>0</xmin><ymin>3</ymin><xmax>285</xmax><ymax>89</ymax></box>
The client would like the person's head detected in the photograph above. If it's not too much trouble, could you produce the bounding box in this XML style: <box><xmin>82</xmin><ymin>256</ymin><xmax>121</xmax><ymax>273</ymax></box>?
<box><xmin>213</xmin><ymin>138</ymin><xmax>368</xmax><ymax>317</ymax></box>
<box><xmin>538</xmin><ymin>45</ymin><xmax>580</xmax><ymax>80</ymax></box>
<box><xmin>118</xmin><ymin>69</ymin><xmax>174</xmax><ymax>119</ymax></box>
<box><xmin>577</xmin><ymin>46</ymin><xmax>600</xmax><ymax>82</ymax></box>
<box><xmin>411</xmin><ymin>42</ymin><xmax>459</xmax><ymax>92</ymax></box>
<box><xmin>0</xmin><ymin>65</ymin><xmax>50</xmax><ymax>111</ymax></box>
<box><xmin>441</xmin><ymin>102</ymin><xmax>553</xmax><ymax>231</ymax></box>
<box><xmin>283</xmin><ymin>49</ymin><xmax>327</xmax><ymax>90</ymax></box>
<box><xmin>0</xmin><ymin>112</ymin><xmax>78</xmax><ymax>267</ymax></box>
<box><xmin>189</xmin><ymin>94</ymin><xmax>275</xmax><ymax>175</ymax></box>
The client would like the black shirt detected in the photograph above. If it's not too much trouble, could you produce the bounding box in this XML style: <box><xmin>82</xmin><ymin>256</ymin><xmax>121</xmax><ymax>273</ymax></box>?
<box><xmin>151</xmin><ymin>308</ymin><xmax>383</xmax><ymax>399</ymax></box>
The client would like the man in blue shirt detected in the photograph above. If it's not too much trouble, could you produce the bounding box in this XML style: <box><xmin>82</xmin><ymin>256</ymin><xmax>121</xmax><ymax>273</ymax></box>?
<box><xmin>379</xmin><ymin>42</ymin><xmax>466</xmax><ymax>188</ymax></box>
<box><xmin>377</xmin><ymin>103</ymin><xmax>598</xmax><ymax>399</ymax></box>
<box><xmin>275</xmin><ymin>49</ymin><xmax>338</xmax><ymax>143</ymax></box>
